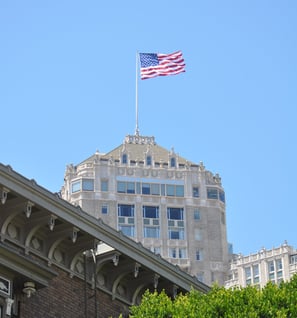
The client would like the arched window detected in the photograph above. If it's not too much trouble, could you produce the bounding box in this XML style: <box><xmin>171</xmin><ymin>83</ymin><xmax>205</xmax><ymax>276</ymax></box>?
<box><xmin>146</xmin><ymin>155</ymin><xmax>152</xmax><ymax>166</ymax></box>
<box><xmin>122</xmin><ymin>153</ymin><xmax>127</xmax><ymax>164</ymax></box>
<box><xmin>170</xmin><ymin>157</ymin><xmax>176</xmax><ymax>168</ymax></box>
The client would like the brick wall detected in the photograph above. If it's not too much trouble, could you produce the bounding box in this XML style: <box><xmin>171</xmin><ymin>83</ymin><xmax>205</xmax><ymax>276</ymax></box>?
<box><xmin>19</xmin><ymin>266</ymin><xmax>129</xmax><ymax>318</ymax></box>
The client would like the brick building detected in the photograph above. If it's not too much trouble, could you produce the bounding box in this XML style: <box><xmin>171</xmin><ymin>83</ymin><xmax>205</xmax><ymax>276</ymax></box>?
<box><xmin>0</xmin><ymin>163</ymin><xmax>208</xmax><ymax>318</ymax></box>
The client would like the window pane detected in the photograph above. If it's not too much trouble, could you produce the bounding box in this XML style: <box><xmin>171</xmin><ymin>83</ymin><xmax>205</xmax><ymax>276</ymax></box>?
<box><xmin>194</xmin><ymin>209</ymin><xmax>201</xmax><ymax>220</ymax></box>
<box><xmin>166</xmin><ymin>184</ymin><xmax>175</xmax><ymax>196</ymax></box>
<box><xmin>72</xmin><ymin>181</ymin><xmax>81</xmax><ymax>193</ymax></box>
<box><xmin>142</xmin><ymin>183</ymin><xmax>150</xmax><ymax>194</ymax></box>
<box><xmin>169</xmin><ymin>229</ymin><xmax>184</xmax><ymax>240</ymax></box>
<box><xmin>118</xmin><ymin>204</ymin><xmax>134</xmax><ymax>217</ymax></box>
<box><xmin>117</xmin><ymin>181</ymin><xmax>126</xmax><ymax>193</ymax></box>
<box><xmin>143</xmin><ymin>206</ymin><xmax>159</xmax><ymax>218</ymax></box>
<box><xmin>101</xmin><ymin>204</ymin><xmax>108</xmax><ymax>214</ymax></box>
<box><xmin>146</xmin><ymin>155</ymin><xmax>152</xmax><ymax>166</ymax></box>
<box><xmin>176</xmin><ymin>185</ymin><xmax>184</xmax><ymax>197</ymax></box>
<box><xmin>179</xmin><ymin>248</ymin><xmax>187</xmax><ymax>259</ymax></box>
<box><xmin>101</xmin><ymin>180</ymin><xmax>108</xmax><ymax>192</ymax></box>
<box><xmin>122</xmin><ymin>154</ymin><xmax>127</xmax><ymax>164</ymax></box>
<box><xmin>144</xmin><ymin>226</ymin><xmax>159</xmax><ymax>238</ymax></box>
<box><xmin>170</xmin><ymin>157</ymin><xmax>176</xmax><ymax>168</ymax></box>
<box><xmin>193</xmin><ymin>187</ymin><xmax>199</xmax><ymax>197</ymax></box>
<box><xmin>167</xmin><ymin>208</ymin><xmax>184</xmax><ymax>220</ymax></box>
<box><xmin>169</xmin><ymin>248</ymin><xmax>177</xmax><ymax>258</ymax></box>
<box><xmin>151</xmin><ymin>183</ymin><xmax>160</xmax><ymax>195</ymax></box>
<box><xmin>119</xmin><ymin>225</ymin><xmax>134</xmax><ymax>237</ymax></box>
<box><xmin>207</xmin><ymin>188</ymin><xmax>218</xmax><ymax>199</ymax></box>
<box><xmin>127</xmin><ymin>182</ymin><xmax>135</xmax><ymax>194</ymax></box>
<box><xmin>219</xmin><ymin>190</ymin><xmax>225</xmax><ymax>202</ymax></box>
<box><xmin>82</xmin><ymin>179</ymin><xmax>94</xmax><ymax>191</ymax></box>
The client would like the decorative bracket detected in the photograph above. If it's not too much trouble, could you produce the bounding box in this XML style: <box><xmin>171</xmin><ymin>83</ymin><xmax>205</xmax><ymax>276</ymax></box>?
<box><xmin>0</xmin><ymin>187</ymin><xmax>9</xmax><ymax>205</ymax></box>
<box><xmin>153</xmin><ymin>274</ymin><xmax>160</xmax><ymax>289</ymax></box>
<box><xmin>134</xmin><ymin>263</ymin><xmax>141</xmax><ymax>278</ymax></box>
<box><xmin>71</xmin><ymin>227</ymin><xmax>79</xmax><ymax>243</ymax></box>
<box><xmin>24</xmin><ymin>201</ymin><xmax>34</xmax><ymax>218</ymax></box>
<box><xmin>48</xmin><ymin>215</ymin><xmax>57</xmax><ymax>231</ymax></box>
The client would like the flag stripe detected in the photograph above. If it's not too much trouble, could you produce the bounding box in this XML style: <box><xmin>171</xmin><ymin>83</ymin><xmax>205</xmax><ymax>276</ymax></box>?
<box><xmin>139</xmin><ymin>51</ymin><xmax>186</xmax><ymax>80</ymax></box>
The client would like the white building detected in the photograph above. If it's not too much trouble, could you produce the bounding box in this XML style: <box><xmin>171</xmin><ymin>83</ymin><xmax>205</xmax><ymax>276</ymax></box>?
<box><xmin>61</xmin><ymin>134</ymin><xmax>229</xmax><ymax>286</ymax></box>
<box><xmin>225</xmin><ymin>241</ymin><xmax>297</xmax><ymax>289</ymax></box>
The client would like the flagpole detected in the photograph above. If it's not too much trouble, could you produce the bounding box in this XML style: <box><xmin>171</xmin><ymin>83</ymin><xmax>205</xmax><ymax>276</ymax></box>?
<box><xmin>135</xmin><ymin>52</ymin><xmax>140</xmax><ymax>136</ymax></box>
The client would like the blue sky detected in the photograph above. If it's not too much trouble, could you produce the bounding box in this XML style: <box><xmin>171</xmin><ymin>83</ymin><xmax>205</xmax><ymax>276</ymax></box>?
<box><xmin>1</xmin><ymin>1</ymin><xmax>296</xmax><ymax>255</ymax></box>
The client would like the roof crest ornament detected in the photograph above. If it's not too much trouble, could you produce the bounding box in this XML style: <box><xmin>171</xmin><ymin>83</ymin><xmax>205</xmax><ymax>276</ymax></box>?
<box><xmin>125</xmin><ymin>134</ymin><xmax>156</xmax><ymax>145</ymax></box>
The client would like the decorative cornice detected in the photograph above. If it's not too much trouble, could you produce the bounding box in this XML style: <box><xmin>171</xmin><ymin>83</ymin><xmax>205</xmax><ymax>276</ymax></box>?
<box><xmin>125</xmin><ymin>135</ymin><xmax>156</xmax><ymax>145</ymax></box>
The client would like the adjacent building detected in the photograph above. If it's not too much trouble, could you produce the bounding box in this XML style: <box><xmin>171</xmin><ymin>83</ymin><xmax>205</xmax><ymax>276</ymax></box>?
<box><xmin>225</xmin><ymin>241</ymin><xmax>297</xmax><ymax>289</ymax></box>
<box><xmin>61</xmin><ymin>134</ymin><xmax>229</xmax><ymax>286</ymax></box>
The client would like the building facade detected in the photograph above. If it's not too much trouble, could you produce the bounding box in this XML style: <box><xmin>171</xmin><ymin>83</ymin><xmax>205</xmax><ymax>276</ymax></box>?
<box><xmin>61</xmin><ymin>134</ymin><xmax>229</xmax><ymax>286</ymax></box>
<box><xmin>225</xmin><ymin>242</ymin><xmax>297</xmax><ymax>289</ymax></box>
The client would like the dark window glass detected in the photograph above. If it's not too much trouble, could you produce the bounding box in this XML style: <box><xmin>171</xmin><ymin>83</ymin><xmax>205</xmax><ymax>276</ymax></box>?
<box><xmin>146</xmin><ymin>155</ymin><xmax>152</xmax><ymax>166</ymax></box>
<box><xmin>142</xmin><ymin>183</ymin><xmax>150</xmax><ymax>195</ymax></box>
<box><xmin>122</xmin><ymin>153</ymin><xmax>127</xmax><ymax>164</ymax></box>
<box><xmin>170</xmin><ymin>157</ymin><xmax>176</xmax><ymax>168</ymax></box>
<box><xmin>127</xmin><ymin>182</ymin><xmax>135</xmax><ymax>194</ymax></box>
<box><xmin>167</xmin><ymin>207</ymin><xmax>184</xmax><ymax>220</ymax></box>
<box><xmin>118</xmin><ymin>204</ymin><xmax>134</xmax><ymax>217</ymax></box>
<box><xmin>193</xmin><ymin>187</ymin><xmax>199</xmax><ymax>197</ymax></box>
<box><xmin>207</xmin><ymin>188</ymin><xmax>218</xmax><ymax>199</ymax></box>
<box><xmin>219</xmin><ymin>190</ymin><xmax>225</xmax><ymax>202</ymax></box>
<box><xmin>143</xmin><ymin>206</ymin><xmax>159</xmax><ymax>218</ymax></box>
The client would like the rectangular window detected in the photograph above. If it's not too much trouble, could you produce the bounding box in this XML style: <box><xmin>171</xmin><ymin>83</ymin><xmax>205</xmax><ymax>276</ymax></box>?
<box><xmin>143</xmin><ymin>206</ymin><xmax>159</xmax><ymax>218</ymax></box>
<box><xmin>167</xmin><ymin>207</ymin><xmax>184</xmax><ymax>220</ymax></box>
<box><xmin>194</xmin><ymin>209</ymin><xmax>200</xmax><ymax>220</ymax></box>
<box><xmin>117</xmin><ymin>181</ymin><xmax>126</xmax><ymax>193</ymax></box>
<box><xmin>268</xmin><ymin>261</ymin><xmax>275</xmax><ymax>281</ymax></box>
<box><xmin>118</xmin><ymin>204</ymin><xmax>134</xmax><ymax>217</ymax></box>
<box><xmin>151</xmin><ymin>183</ymin><xmax>160</xmax><ymax>195</ymax></box>
<box><xmin>193</xmin><ymin>187</ymin><xmax>199</xmax><ymax>198</ymax></box>
<box><xmin>161</xmin><ymin>184</ymin><xmax>166</xmax><ymax>196</ymax></box>
<box><xmin>166</xmin><ymin>184</ymin><xmax>175</xmax><ymax>196</ymax></box>
<box><xmin>175</xmin><ymin>185</ymin><xmax>184</xmax><ymax>197</ymax></box>
<box><xmin>71</xmin><ymin>180</ymin><xmax>81</xmax><ymax>193</ymax></box>
<box><xmin>101</xmin><ymin>180</ymin><xmax>108</xmax><ymax>192</ymax></box>
<box><xmin>144</xmin><ymin>226</ymin><xmax>160</xmax><ymax>238</ymax></box>
<box><xmin>169</xmin><ymin>248</ymin><xmax>177</xmax><ymax>258</ymax></box>
<box><xmin>219</xmin><ymin>190</ymin><xmax>225</xmax><ymax>203</ymax></box>
<box><xmin>142</xmin><ymin>183</ymin><xmax>150</xmax><ymax>195</ymax></box>
<box><xmin>168</xmin><ymin>229</ymin><xmax>184</xmax><ymax>240</ymax></box>
<box><xmin>207</xmin><ymin>188</ymin><xmax>218</xmax><ymax>199</ymax></box>
<box><xmin>118</xmin><ymin>225</ymin><xmax>135</xmax><ymax>237</ymax></box>
<box><xmin>127</xmin><ymin>182</ymin><xmax>135</xmax><ymax>194</ymax></box>
<box><xmin>101</xmin><ymin>204</ymin><xmax>108</xmax><ymax>214</ymax></box>
<box><xmin>179</xmin><ymin>248</ymin><xmax>187</xmax><ymax>259</ymax></box>
<box><xmin>245</xmin><ymin>267</ymin><xmax>252</xmax><ymax>285</ymax></box>
<box><xmin>82</xmin><ymin>179</ymin><xmax>94</xmax><ymax>191</ymax></box>
<box><xmin>196</xmin><ymin>249</ymin><xmax>202</xmax><ymax>261</ymax></box>
<box><xmin>290</xmin><ymin>255</ymin><xmax>297</xmax><ymax>264</ymax></box>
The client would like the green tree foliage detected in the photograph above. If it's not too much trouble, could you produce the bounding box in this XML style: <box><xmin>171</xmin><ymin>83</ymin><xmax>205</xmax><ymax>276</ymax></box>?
<box><xmin>127</xmin><ymin>275</ymin><xmax>297</xmax><ymax>318</ymax></box>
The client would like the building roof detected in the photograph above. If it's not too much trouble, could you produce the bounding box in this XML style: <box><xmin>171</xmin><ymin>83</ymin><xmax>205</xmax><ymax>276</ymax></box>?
<box><xmin>79</xmin><ymin>134</ymin><xmax>196</xmax><ymax>167</ymax></box>
<box><xmin>0</xmin><ymin>163</ymin><xmax>209</xmax><ymax>305</ymax></box>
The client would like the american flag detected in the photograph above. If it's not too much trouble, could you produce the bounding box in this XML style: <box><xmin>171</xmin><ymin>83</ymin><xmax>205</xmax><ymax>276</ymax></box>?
<box><xmin>139</xmin><ymin>51</ymin><xmax>185</xmax><ymax>80</ymax></box>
